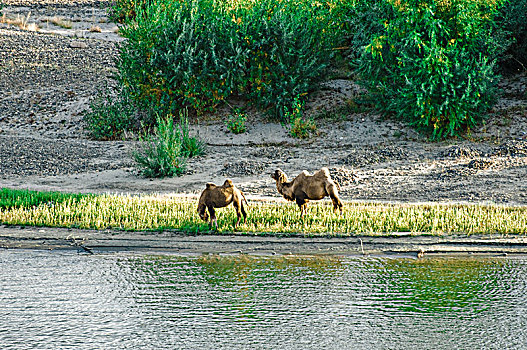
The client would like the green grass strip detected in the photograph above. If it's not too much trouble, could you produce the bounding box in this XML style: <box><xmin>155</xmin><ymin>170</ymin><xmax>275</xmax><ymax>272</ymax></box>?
<box><xmin>0</xmin><ymin>188</ymin><xmax>93</xmax><ymax>209</ymax></box>
<box><xmin>0</xmin><ymin>188</ymin><xmax>526</xmax><ymax>235</ymax></box>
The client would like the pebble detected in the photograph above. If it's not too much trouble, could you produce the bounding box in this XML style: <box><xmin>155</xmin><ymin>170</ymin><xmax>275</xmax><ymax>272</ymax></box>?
<box><xmin>0</xmin><ymin>18</ymin><xmax>118</xmax><ymax>138</ymax></box>
<box><xmin>69</xmin><ymin>40</ymin><xmax>88</xmax><ymax>48</ymax></box>
<box><xmin>0</xmin><ymin>136</ymin><xmax>131</xmax><ymax>178</ymax></box>
<box><xmin>220</xmin><ymin>160</ymin><xmax>269</xmax><ymax>176</ymax></box>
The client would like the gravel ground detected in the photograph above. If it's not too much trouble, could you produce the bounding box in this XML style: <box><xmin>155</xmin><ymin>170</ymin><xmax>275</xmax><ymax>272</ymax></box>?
<box><xmin>0</xmin><ymin>136</ymin><xmax>133</xmax><ymax>178</ymax></box>
<box><xmin>0</xmin><ymin>27</ymin><xmax>118</xmax><ymax>138</ymax></box>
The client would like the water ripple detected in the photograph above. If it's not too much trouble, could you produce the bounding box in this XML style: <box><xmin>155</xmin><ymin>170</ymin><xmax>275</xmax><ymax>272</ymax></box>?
<box><xmin>1</xmin><ymin>251</ymin><xmax>527</xmax><ymax>349</ymax></box>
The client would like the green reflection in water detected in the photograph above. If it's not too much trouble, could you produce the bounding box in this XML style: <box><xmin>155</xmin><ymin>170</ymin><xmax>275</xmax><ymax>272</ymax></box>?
<box><xmin>124</xmin><ymin>254</ymin><xmax>346</xmax><ymax>293</ymax></box>
<box><xmin>121</xmin><ymin>254</ymin><xmax>348</xmax><ymax>323</ymax></box>
<box><xmin>120</xmin><ymin>254</ymin><xmax>520</xmax><ymax>320</ymax></box>
<box><xmin>364</xmin><ymin>258</ymin><xmax>512</xmax><ymax>314</ymax></box>
<box><xmin>195</xmin><ymin>254</ymin><xmax>344</xmax><ymax>281</ymax></box>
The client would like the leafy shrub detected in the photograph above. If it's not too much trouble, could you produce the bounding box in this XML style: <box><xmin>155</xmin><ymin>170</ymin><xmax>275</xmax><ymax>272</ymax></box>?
<box><xmin>357</xmin><ymin>0</ymin><xmax>503</xmax><ymax>138</ymax></box>
<box><xmin>133</xmin><ymin>116</ymin><xmax>186</xmax><ymax>178</ymax></box>
<box><xmin>233</xmin><ymin>0</ymin><xmax>336</xmax><ymax>120</ymax></box>
<box><xmin>133</xmin><ymin>112</ymin><xmax>204</xmax><ymax>178</ymax></box>
<box><xmin>336</xmin><ymin>0</ymin><xmax>395</xmax><ymax>60</ymax></box>
<box><xmin>115</xmin><ymin>0</ymin><xmax>336</xmax><ymax>124</ymax></box>
<box><xmin>109</xmin><ymin>0</ymin><xmax>148</xmax><ymax>23</ymax></box>
<box><xmin>496</xmin><ymin>0</ymin><xmax>527</xmax><ymax>71</ymax></box>
<box><xmin>286</xmin><ymin>95</ymin><xmax>316</xmax><ymax>138</ymax></box>
<box><xmin>84</xmin><ymin>89</ymin><xmax>136</xmax><ymax>140</ymax></box>
<box><xmin>289</xmin><ymin>117</ymin><xmax>317</xmax><ymax>139</ymax></box>
<box><xmin>226</xmin><ymin>110</ymin><xmax>247</xmax><ymax>134</ymax></box>
<box><xmin>177</xmin><ymin>111</ymin><xmax>206</xmax><ymax>158</ymax></box>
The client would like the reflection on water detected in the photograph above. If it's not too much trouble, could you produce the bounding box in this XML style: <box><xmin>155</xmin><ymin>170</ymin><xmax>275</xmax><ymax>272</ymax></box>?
<box><xmin>1</xmin><ymin>251</ymin><xmax>526</xmax><ymax>349</ymax></box>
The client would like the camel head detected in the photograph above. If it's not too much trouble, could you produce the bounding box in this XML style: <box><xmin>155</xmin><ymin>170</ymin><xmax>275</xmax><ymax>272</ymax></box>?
<box><xmin>197</xmin><ymin>203</ymin><xmax>208</xmax><ymax>221</ymax></box>
<box><xmin>271</xmin><ymin>169</ymin><xmax>288</xmax><ymax>183</ymax></box>
<box><xmin>271</xmin><ymin>169</ymin><xmax>294</xmax><ymax>201</ymax></box>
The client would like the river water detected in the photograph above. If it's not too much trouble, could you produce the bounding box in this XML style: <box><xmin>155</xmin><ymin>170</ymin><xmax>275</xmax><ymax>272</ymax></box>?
<box><xmin>1</xmin><ymin>250</ymin><xmax>526</xmax><ymax>349</ymax></box>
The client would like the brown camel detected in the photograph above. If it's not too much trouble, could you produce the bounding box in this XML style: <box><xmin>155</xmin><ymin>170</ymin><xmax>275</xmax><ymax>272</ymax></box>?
<box><xmin>271</xmin><ymin>167</ymin><xmax>343</xmax><ymax>216</ymax></box>
<box><xmin>197</xmin><ymin>179</ymin><xmax>248</xmax><ymax>229</ymax></box>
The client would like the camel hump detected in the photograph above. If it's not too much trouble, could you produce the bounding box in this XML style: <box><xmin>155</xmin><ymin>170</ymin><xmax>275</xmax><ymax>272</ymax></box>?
<box><xmin>223</xmin><ymin>179</ymin><xmax>234</xmax><ymax>187</ymax></box>
<box><xmin>206</xmin><ymin>183</ymin><xmax>217</xmax><ymax>189</ymax></box>
<box><xmin>313</xmin><ymin>167</ymin><xmax>331</xmax><ymax>179</ymax></box>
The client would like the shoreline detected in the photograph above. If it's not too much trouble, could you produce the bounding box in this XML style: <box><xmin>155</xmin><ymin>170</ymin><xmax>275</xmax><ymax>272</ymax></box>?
<box><xmin>2</xmin><ymin>225</ymin><xmax>527</xmax><ymax>257</ymax></box>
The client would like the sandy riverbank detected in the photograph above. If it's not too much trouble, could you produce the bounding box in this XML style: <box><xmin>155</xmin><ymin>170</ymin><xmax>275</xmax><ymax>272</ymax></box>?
<box><xmin>2</xmin><ymin>225</ymin><xmax>527</xmax><ymax>257</ymax></box>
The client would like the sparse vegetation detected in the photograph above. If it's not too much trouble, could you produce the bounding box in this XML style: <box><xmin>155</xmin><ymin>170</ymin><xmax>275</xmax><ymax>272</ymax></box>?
<box><xmin>1</xmin><ymin>11</ymin><xmax>37</xmax><ymax>31</ymax></box>
<box><xmin>133</xmin><ymin>111</ymin><xmax>204</xmax><ymax>178</ymax></box>
<box><xmin>1</xmin><ymin>188</ymin><xmax>526</xmax><ymax>235</ymax></box>
<box><xmin>289</xmin><ymin>117</ymin><xmax>317</xmax><ymax>139</ymax></box>
<box><xmin>286</xmin><ymin>95</ymin><xmax>316</xmax><ymax>138</ymax></box>
<box><xmin>50</xmin><ymin>16</ymin><xmax>73</xmax><ymax>29</ymax></box>
<box><xmin>89</xmin><ymin>25</ymin><xmax>102</xmax><ymax>32</ymax></box>
<box><xmin>226</xmin><ymin>110</ymin><xmax>247</xmax><ymax>134</ymax></box>
<box><xmin>84</xmin><ymin>89</ymin><xmax>136</xmax><ymax>140</ymax></box>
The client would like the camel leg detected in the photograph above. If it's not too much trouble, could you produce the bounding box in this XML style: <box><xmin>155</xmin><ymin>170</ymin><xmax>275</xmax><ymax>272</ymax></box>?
<box><xmin>213</xmin><ymin>217</ymin><xmax>218</xmax><ymax>230</ymax></box>
<box><xmin>241</xmin><ymin>203</ymin><xmax>247</xmax><ymax>224</ymax></box>
<box><xmin>233</xmin><ymin>199</ymin><xmax>243</xmax><ymax>228</ymax></box>
<box><xmin>207</xmin><ymin>206</ymin><xmax>216</xmax><ymax>230</ymax></box>
<box><xmin>240</xmin><ymin>191</ymin><xmax>248</xmax><ymax>223</ymax></box>
<box><xmin>296</xmin><ymin>196</ymin><xmax>307</xmax><ymax>218</ymax></box>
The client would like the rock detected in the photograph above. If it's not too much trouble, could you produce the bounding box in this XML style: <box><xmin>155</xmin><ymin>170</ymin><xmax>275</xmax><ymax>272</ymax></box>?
<box><xmin>439</xmin><ymin>145</ymin><xmax>483</xmax><ymax>159</ymax></box>
<box><xmin>220</xmin><ymin>160</ymin><xmax>269</xmax><ymax>176</ymax></box>
<box><xmin>467</xmin><ymin>159</ymin><xmax>493</xmax><ymax>170</ymax></box>
<box><xmin>493</xmin><ymin>140</ymin><xmax>527</xmax><ymax>157</ymax></box>
<box><xmin>69</xmin><ymin>41</ymin><xmax>87</xmax><ymax>48</ymax></box>
<box><xmin>328</xmin><ymin>166</ymin><xmax>359</xmax><ymax>187</ymax></box>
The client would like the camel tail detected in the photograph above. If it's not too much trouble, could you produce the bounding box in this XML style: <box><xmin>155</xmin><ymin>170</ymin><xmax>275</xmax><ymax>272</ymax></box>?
<box><xmin>241</xmin><ymin>191</ymin><xmax>249</xmax><ymax>208</ymax></box>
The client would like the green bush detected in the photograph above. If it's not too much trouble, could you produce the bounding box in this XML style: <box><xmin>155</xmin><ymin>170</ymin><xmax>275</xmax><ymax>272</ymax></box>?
<box><xmin>133</xmin><ymin>112</ymin><xmax>204</xmax><ymax>178</ymax></box>
<box><xmin>336</xmin><ymin>0</ymin><xmax>395</xmax><ymax>60</ymax></box>
<box><xmin>226</xmin><ymin>109</ymin><xmax>247</xmax><ymax>134</ymax></box>
<box><xmin>109</xmin><ymin>0</ymin><xmax>520</xmax><ymax>140</ymax></box>
<box><xmin>357</xmin><ymin>0</ymin><xmax>503</xmax><ymax>138</ymax></box>
<box><xmin>496</xmin><ymin>0</ymin><xmax>527</xmax><ymax>71</ymax></box>
<box><xmin>177</xmin><ymin>111</ymin><xmax>206</xmax><ymax>158</ymax></box>
<box><xmin>115</xmin><ymin>0</ymin><xmax>336</xmax><ymax>124</ymax></box>
<box><xmin>233</xmin><ymin>0</ymin><xmax>336</xmax><ymax>120</ymax></box>
<box><xmin>109</xmin><ymin>0</ymin><xmax>148</xmax><ymax>23</ymax></box>
<box><xmin>84</xmin><ymin>89</ymin><xmax>136</xmax><ymax>140</ymax></box>
<box><xmin>286</xmin><ymin>95</ymin><xmax>316</xmax><ymax>138</ymax></box>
